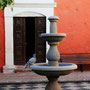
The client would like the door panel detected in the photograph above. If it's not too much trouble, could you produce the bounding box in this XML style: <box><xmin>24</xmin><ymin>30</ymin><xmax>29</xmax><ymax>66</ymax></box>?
<box><xmin>14</xmin><ymin>17</ymin><xmax>46</xmax><ymax>65</ymax></box>
<box><xmin>14</xmin><ymin>17</ymin><xmax>26</xmax><ymax>65</ymax></box>
<box><xmin>35</xmin><ymin>17</ymin><xmax>46</xmax><ymax>62</ymax></box>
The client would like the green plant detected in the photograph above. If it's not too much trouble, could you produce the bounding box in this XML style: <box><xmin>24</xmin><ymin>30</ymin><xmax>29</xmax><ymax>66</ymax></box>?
<box><xmin>0</xmin><ymin>0</ymin><xmax>13</xmax><ymax>10</ymax></box>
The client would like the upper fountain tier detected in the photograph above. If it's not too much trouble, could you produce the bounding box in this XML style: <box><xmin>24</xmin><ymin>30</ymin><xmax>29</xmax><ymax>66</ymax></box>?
<box><xmin>41</xmin><ymin>16</ymin><xmax>66</xmax><ymax>44</ymax></box>
<box><xmin>41</xmin><ymin>33</ymin><xmax>66</xmax><ymax>43</ymax></box>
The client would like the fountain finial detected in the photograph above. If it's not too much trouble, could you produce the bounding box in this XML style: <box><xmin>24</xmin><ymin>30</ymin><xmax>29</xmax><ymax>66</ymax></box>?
<box><xmin>48</xmin><ymin>16</ymin><xmax>59</xmax><ymax>33</ymax></box>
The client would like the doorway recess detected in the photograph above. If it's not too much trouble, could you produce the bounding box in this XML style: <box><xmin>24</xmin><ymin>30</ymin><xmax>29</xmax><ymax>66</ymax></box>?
<box><xmin>14</xmin><ymin>17</ymin><xmax>46</xmax><ymax>65</ymax></box>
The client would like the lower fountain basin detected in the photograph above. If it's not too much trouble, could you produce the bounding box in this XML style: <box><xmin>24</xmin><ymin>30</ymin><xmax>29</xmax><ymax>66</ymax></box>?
<box><xmin>30</xmin><ymin>63</ymin><xmax>77</xmax><ymax>77</ymax></box>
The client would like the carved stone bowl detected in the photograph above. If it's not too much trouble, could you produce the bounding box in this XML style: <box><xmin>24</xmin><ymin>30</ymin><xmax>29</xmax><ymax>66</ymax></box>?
<box><xmin>41</xmin><ymin>33</ymin><xmax>66</xmax><ymax>42</ymax></box>
<box><xmin>30</xmin><ymin>63</ymin><xmax>77</xmax><ymax>77</ymax></box>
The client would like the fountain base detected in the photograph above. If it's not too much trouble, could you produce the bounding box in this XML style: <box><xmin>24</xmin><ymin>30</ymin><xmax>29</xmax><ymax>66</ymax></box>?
<box><xmin>30</xmin><ymin>63</ymin><xmax>77</xmax><ymax>90</ymax></box>
<box><xmin>46</xmin><ymin>76</ymin><xmax>61</xmax><ymax>90</ymax></box>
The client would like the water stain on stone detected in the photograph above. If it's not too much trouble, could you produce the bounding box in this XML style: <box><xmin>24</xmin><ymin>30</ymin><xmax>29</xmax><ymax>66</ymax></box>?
<box><xmin>84</xmin><ymin>22</ymin><xmax>87</xmax><ymax>25</ymax></box>
<box><xmin>69</xmin><ymin>26</ymin><xmax>72</xmax><ymax>28</ymax></box>
<box><xmin>76</xmin><ymin>8</ymin><xmax>79</xmax><ymax>11</ymax></box>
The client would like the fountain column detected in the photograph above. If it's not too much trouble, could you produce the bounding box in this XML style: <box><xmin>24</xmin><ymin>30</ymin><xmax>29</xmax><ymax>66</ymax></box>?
<box><xmin>45</xmin><ymin>16</ymin><xmax>62</xmax><ymax>90</ymax></box>
<box><xmin>47</xmin><ymin>16</ymin><xmax>60</xmax><ymax>66</ymax></box>
<box><xmin>49</xmin><ymin>16</ymin><xmax>59</xmax><ymax>33</ymax></box>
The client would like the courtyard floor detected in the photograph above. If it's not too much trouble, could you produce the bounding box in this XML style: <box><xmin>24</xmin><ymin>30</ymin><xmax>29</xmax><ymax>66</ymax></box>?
<box><xmin>0</xmin><ymin>82</ymin><xmax>90</xmax><ymax>90</ymax></box>
<box><xmin>0</xmin><ymin>71</ymin><xmax>90</xmax><ymax>84</ymax></box>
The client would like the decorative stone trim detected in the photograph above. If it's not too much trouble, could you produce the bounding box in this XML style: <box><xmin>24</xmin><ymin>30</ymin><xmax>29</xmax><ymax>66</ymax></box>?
<box><xmin>13</xmin><ymin>3</ymin><xmax>56</xmax><ymax>8</ymax></box>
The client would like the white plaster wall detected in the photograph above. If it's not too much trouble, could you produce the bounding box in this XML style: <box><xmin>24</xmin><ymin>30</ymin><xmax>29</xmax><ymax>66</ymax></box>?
<box><xmin>4</xmin><ymin>0</ymin><xmax>56</xmax><ymax>73</ymax></box>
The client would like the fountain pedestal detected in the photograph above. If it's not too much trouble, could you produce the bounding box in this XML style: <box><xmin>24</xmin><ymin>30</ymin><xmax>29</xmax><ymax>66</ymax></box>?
<box><xmin>46</xmin><ymin>76</ymin><xmax>61</xmax><ymax>90</ymax></box>
<box><xmin>30</xmin><ymin>16</ymin><xmax>77</xmax><ymax>90</ymax></box>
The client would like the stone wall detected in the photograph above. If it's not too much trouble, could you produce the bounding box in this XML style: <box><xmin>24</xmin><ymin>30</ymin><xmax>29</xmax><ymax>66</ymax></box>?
<box><xmin>55</xmin><ymin>0</ymin><xmax>90</xmax><ymax>54</ymax></box>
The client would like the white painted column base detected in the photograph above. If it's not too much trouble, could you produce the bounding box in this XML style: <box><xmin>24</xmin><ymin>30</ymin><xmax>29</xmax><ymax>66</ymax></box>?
<box><xmin>3</xmin><ymin>65</ymin><xmax>15</xmax><ymax>73</ymax></box>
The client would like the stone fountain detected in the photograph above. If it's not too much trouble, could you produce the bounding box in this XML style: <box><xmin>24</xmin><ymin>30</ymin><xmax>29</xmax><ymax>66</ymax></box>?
<box><xmin>30</xmin><ymin>16</ymin><xmax>77</xmax><ymax>90</ymax></box>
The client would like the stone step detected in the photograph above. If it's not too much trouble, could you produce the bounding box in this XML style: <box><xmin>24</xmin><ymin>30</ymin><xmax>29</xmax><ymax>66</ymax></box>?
<box><xmin>15</xmin><ymin>66</ymin><xmax>31</xmax><ymax>73</ymax></box>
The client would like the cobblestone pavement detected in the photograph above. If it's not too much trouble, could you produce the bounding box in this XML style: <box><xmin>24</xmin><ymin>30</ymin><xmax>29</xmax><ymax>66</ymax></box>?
<box><xmin>0</xmin><ymin>82</ymin><xmax>90</xmax><ymax>90</ymax></box>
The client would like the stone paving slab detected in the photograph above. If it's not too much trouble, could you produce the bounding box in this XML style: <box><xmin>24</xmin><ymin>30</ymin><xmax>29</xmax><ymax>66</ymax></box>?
<box><xmin>0</xmin><ymin>71</ymin><xmax>90</xmax><ymax>84</ymax></box>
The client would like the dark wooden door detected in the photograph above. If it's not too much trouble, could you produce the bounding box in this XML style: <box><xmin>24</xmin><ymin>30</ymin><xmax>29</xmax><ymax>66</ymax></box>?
<box><xmin>14</xmin><ymin>17</ymin><xmax>26</xmax><ymax>65</ymax></box>
<box><xmin>35</xmin><ymin>17</ymin><xmax>46</xmax><ymax>62</ymax></box>
<box><xmin>14</xmin><ymin>17</ymin><xmax>46</xmax><ymax>65</ymax></box>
